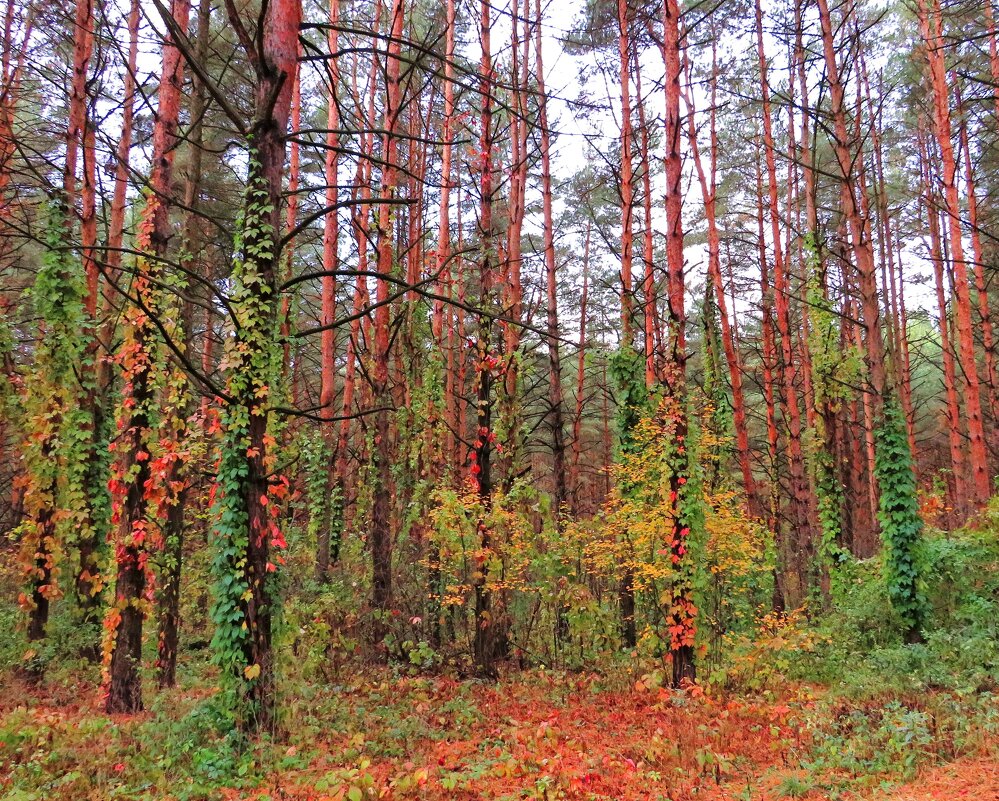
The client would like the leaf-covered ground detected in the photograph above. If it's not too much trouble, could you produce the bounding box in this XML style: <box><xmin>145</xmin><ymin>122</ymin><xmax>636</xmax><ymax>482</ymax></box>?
<box><xmin>1</xmin><ymin>668</ymin><xmax>996</xmax><ymax>800</ymax></box>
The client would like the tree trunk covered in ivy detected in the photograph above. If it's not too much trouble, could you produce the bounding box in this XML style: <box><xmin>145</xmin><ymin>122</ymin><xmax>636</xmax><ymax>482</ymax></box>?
<box><xmin>210</xmin><ymin>0</ymin><xmax>300</xmax><ymax>732</ymax></box>
<box><xmin>20</xmin><ymin>213</ymin><xmax>89</xmax><ymax>651</ymax></box>
<box><xmin>105</xmin><ymin>0</ymin><xmax>191</xmax><ymax>715</ymax></box>
<box><xmin>662</xmin><ymin>0</ymin><xmax>696</xmax><ymax>687</ymax></box>
<box><xmin>875</xmin><ymin>401</ymin><xmax>926</xmax><ymax>645</ymax></box>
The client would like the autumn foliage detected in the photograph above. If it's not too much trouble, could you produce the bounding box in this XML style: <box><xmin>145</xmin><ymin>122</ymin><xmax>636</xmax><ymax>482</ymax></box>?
<box><xmin>1</xmin><ymin>0</ymin><xmax>999</xmax><ymax>795</ymax></box>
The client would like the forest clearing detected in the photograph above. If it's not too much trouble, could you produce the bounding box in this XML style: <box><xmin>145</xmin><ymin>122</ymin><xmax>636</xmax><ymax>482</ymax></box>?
<box><xmin>2</xmin><ymin>0</ymin><xmax>999</xmax><ymax>796</ymax></box>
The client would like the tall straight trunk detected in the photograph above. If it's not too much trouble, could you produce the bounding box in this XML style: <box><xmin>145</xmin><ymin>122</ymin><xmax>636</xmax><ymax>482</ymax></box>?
<box><xmin>634</xmin><ymin>60</ymin><xmax>658</xmax><ymax>387</ymax></box>
<box><xmin>370</xmin><ymin>0</ymin><xmax>405</xmax><ymax>635</ymax></box>
<box><xmin>956</xmin><ymin>83</ymin><xmax>999</xmax><ymax>446</ymax></box>
<box><xmin>795</xmin><ymin>0</ymin><xmax>844</xmax><ymax>585</ymax></box>
<box><xmin>933</xmin><ymin>207</ymin><xmax>968</xmax><ymax>516</ymax></box>
<box><xmin>156</xmin><ymin>0</ymin><xmax>211</xmax><ymax>690</ymax></box>
<box><xmin>337</xmin><ymin>39</ymin><xmax>380</xmax><ymax>530</ymax></box>
<box><xmin>815</xmin><ymin>0</ymin><xmax>886</xmax><ymax>409</ymax></box>
<box><xmin>571</xmin><ymin>224</ymin><xmax>591</xmax><ymax>515</ymax></box>
<box><xmin>106</xmin><ymin>0</ymin><xmax>139</xmax><ymax>278</ymax></box>
<box><xmin>98</xmin><ymin>1</ymin><xmax>140</xmax><ymax>535</ymax></box>
<box><xmin>432</xmin><ymin>0</ymin><xmax>455</xmax><ymax>347</ymax></box>
<box><xmin>0</xmin><ymin>4</ymin><xmax>30</xmax><ymax>279</ymax></box>
<box><xmin>436</xmin><ymin>0</ymin><xmax>457</xmax><ymax>481</ymax></box>
<box><xmin>920</xmin><ymin>131</ymin><xmax>968</xmax><ymax>514</ymax></box>
<box><xmin>862</xmin><ymin>58</ymin><xmax>916</xmax><ymax>459</ymax></box>
<box><xmin>77</xmin><ymin>59</ymin><xmax>104</xmax><ymax>650</ymax></box>
<box><xmin>56</xmin><ymin>0</ymin><xmax>102</xmax><ymax>652</ymax></box>
<box><xmin>534</xmin><ymin>0</ymin><xmax>566</xmax><ymax>519</ymax></box>
<box><xmin>63</xmin><ymin>0</ymin><xmax>93</xmax><ymax>209</ymax></box>
<box><xmin>617</xmin><ymin>0</ymin><xmax>634</xmax><ymax>346</ymax></box>
<box><xmin>851</xmin><ymin>93</ymin><xmax>881</xmax><ymax>539</ymax></box>
<box><xmin>213</xmin><ymin>0</ymin><xmax>301</xmax><ymax>732</ymax></box>
<box><xmin>841</xmin><ymin>251</ymin><xmax>878</xmax><ymax>555</ymax></box>
<box><xmin>615</xmin><ymin>0</ymin><xmax>637</xmax><ymax>650</ymax></box>
<box><xmin>405</xmin><ymin>101</ymin><xmax>431</xmax><ymax>302</ymax></box>
<box><xmin>106</xmin><ymin>0</ymin><xmax>191</xmax><ymax>715</ymax></box>
<box><xmin>280</xmin><ymin>54</ymin><xmax>301</xmax><ymax>381</ymax></box>
<box><xmin>755</xmin><ymin>0</ymin><xmax>812</xmax><ymax>600</ymax></box>
<box><xmin>785</xmin><ymin>53</ymin><xmax>816</xmax><ymax>441</ymax></box>
<box><xmin>501</xmin><ymin>0</ymin><xmax>527</xmax><ymax>471</ymax></box>
<box><xmin>455</xmin><ymin>202</ymin><xmax>468</xmax><ymax>472</ymax></box>
<box><xmin>99</xmin><ymin>0</ymin><xmax>140</xmax><ymax>455</ymax></box>
<box><xmin>316</xmin><ymin>0</ymin><xmax>341</xmax><ymax>581</ymax></box>
<box><xmin>472</xmin><ymin>0</ymin><xmax>498</xmax><ymax>676</ymax></box>
<box><xmin>754</xmin><ymin>139</ymin><xmax>782</xmax><ymax>607</ymax></box>
<box><xmin>988</xmin><ymin>0</ymin><xmax>999</xmax><ymax>121</ymax></box>
<box><xmin>858</xmin><ymin>45</ymin><xmax>900</xmax><ymax>374</ymax></box>
<box><xmin>0</xmin><ymin>0</ymin><xmax>28</xmax><ymax>206</ymax></box>
<box><xmin>896</xmin><ymin>238</ymin><xmax>916</xmax><ymax>460</ymax></box>
<box><xmin>661</xmin><ymin>0</ymin><xmax>694</xmax><ymax>687</ymax></box>
<box><xmin>918</xmin><ymin>0</ymin><xmax>989</xmax><ymax>504</ymax></box>
<box><xmin>682</xmin><ymin>38</ymin><xmax>757</xmax><ymax>517</ymax></box>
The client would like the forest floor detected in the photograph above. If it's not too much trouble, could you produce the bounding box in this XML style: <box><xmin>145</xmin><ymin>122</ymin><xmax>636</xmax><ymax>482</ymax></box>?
<box><xmin>1</xmin><ymin>665</ymin><xmax>997</xmax><ymax>801</ymax></box>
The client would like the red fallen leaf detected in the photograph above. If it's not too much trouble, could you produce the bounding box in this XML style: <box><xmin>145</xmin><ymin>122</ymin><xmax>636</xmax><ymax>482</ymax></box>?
<box><xmin>113</xmin><ymin>763</ymin><xmax>125</xmax><ymax>773</ymax></box>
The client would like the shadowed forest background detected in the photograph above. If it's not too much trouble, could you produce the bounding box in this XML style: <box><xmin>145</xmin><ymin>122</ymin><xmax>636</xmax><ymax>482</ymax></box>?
<box><xmin>2</xmin><ymin>0</ymin><xmax>999</xmax><ymax>796</ymax></box>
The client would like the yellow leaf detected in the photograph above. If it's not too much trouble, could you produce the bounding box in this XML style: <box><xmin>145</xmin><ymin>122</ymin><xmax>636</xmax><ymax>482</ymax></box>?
<box><xmin>244</xmin><ymin>663</ymin><xmax>261</xmax><ymax>680</ymax></box>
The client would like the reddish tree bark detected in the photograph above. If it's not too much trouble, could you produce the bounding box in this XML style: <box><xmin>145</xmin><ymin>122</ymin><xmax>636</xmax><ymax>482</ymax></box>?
<box><xmin>435</xmin><ymin>0</ymin><xmax>457</xmax><ymax>481</ymax></box>
<box><xmin>280</xmin><ymin>55</ymin><xmax>302</xmax><ymax>381</ymax></box>
<box><xmin>956</xmin><ymin>82</ymin><xmax>999</xmax><ymax>448</ymax></box>
<box><xmin>755</xmin><ymin>0</ymin><xmax>813</xmax><ymax>599</ymax></box>
<box><xmin>337</xmin><ymin>38</ymin><xmax>381</xmax><ymax>528</ymax></box>
<box><xmin>63</xmin><ymin>0</ymin><xmax>93</xmax><ymax>209</ymax></box>
<box><xmin>316</xmin><ymin>0</ymin><xmax>341</xmax><ymax>580</ymax></box>
<box><xmin>682</xmin><ymin>37</ymin><xmax>758</xmax><ymax>518</ymax></box>
<box><xmin>634</xmin><ymin>60</ymin><xmax>658</xmax><ymax>388</ymax></box>
<box><xmin>815</xmin><ymin>0</ymin><xmax>886</xmax><ymax>409</ymax></box>
<box><xmin>986</xmin><ymin>0</ymin><xmax>999</xmax><ymax>121</ymax></box>
<box><xmin>754</xmin><ymin>138</ymin><xmax>782</xmax><ymax>603</ymax></box>
<box><xmin>918</xmin><ymin>0</ymin><xmax>990</xmax><ymax>505</ymax></box>
<box><xmin>617</xmin><ymin>0</ymin><xmax>634</xmax><ymax>346</ymax></box>
<box><xmin>157</xmin><ymin>0</ymin><xmax>212</xmax><ymax>689</ymax></box>
<box><xmin>220</xmin><ymin>0</ymin><xmax>301</xmax><ymax>731</ymax></box>
<box><xmin>534</xmin><ymin>0</ymin><xmax>567</xmax><ymax>519</ymax></box>
<box><xmin>919</xmin><ymin>130</ymin><xmax>968</xmax><ymax>516</ymax></box>
<box><xmin>106</xmin><ymin>0</ymin><xmax>139</xmax><ymax>279</ymax></box>
<box><xmin>0</xmin><ymin>2</ymin><xmax>31</xmax><ymax>214</ymax></box>
<box><xmin>106</xmin><ymin>0</ymin><xmax>191</xmax><ymax>715</ymax></box>
<box><xmin>661</xmin><ymin>0</ymin><xmax>694</xmax><ymax>687</ymax></box>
